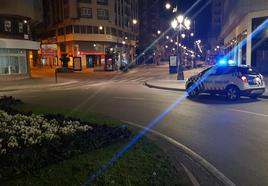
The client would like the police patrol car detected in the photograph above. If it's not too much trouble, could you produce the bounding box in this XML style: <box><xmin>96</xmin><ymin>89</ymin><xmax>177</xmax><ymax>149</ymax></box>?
<box><xmin>186</xmin><ymin>60</ymin><xmax>266</xmax><ymax>101</ymax></box>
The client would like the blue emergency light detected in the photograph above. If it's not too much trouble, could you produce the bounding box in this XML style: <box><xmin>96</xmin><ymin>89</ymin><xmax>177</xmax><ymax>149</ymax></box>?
<box><xmin>217</xmin><ymin>58</ymin><xmax>237</xmax><ymax>66</ymax></box>
<box><xmin>218</xmin><ymin>58</ymin><xmax>228</xmax><ymax>66</ymax></box>
<box><xmin>228</xmin><ymin>59</ymin><xmax>236</xmax><ymax>65</ymax></box>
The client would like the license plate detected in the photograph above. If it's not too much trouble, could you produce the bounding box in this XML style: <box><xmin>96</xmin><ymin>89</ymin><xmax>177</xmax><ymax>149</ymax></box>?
<box><xmin>251</xmin><ymin>89</ymin><xmax>264</xmax><ymax>94</ymax></box>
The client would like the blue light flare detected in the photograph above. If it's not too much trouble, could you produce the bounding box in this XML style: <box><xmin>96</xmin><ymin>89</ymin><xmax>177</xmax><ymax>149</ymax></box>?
<box><xmin>83</xmin><ymin>7</ymin><xmax>268</xmax><ymax>186</ymax></box>
<box><xmin>218</xmin><ymin>58</ymin><xmax>228</xmax><ymax>66</ymax></box>
<box><xmin>228</xmin><ymin>59</ymin><xmax>236</xmax><ymax>65</ymax></box>
<box><xmin>83</xmin><ymin>94</ymin><xmax>188</xmax><ymax>186</ymax></box>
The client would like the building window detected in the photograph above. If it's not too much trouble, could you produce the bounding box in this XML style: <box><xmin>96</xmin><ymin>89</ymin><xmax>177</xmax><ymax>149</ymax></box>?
<box><xmin>93</xmin><ymin>26</ymin><xmax>98</xmax><ymax>34</ymax></box>
<box><xmin>118</xmin><ymin>30</ymin><xmax>123</xmax><ymax>37</ymax></box>
<box><xmin>78</xmin><ymin>0</ymin><xmax>91</xmax><ymax>3</ymax></box>
<box><xmin>97</xmin><ymin>0</ymin><xmax>108</xmax><ymax>5</ymax></box>
<box><xmin>80</xmin><ymin>7</ymin><xmax>92</xmax><ymax>18</ymax></box>
<box><xmin>66</xmin><ymin>25</ymin><xmax>73</xmax><ymax>34</ymax></box>
<box><xmin>111</xmin><ymin>28</ymin><xmax>117</xmax><ymax>36</ymax></box>
<box><xmin>0</xmin><ymin>49</ymin><xmax>27</xmax><ymax>75</ymax></box>
<box><xmin>81</xmin><ymin>26</ymin><xmax>87</xmax><ymax>33</ymax></box>
<box><xmin>124</xmin><ymin>17</ymin><xmax>129</xmax><ymax>27</ymax></box>
<box><xmin>74</xmin><ymin>25</ymin><xmax>80</xmax><ymax>33</ymax></box>
<box><xmin>64</xmin><ymin>7</ymin><xmax>69</xmax><ymax>19</ymax></box>
<box><xmin>87</xmin><ymin>26</ymin><xmax>92</xmax><ymax>33</ymax></box>
<box><xmin>97</xmin><ymin>9</ymin><xmax>109</xmax><ymax>20</ymax></box>
<box><xmin>18</xmin><ymin>22</ymin><xmax>23</xmax><ymax>33</ymax></box>
<box><xmin>106</xmin><ymin>27</ymin><xmax>111</xmax><ymax>35</ymax></box>
<box><xmin>4</xmin><ymin>20</ymin><xmax>11</xmax><ymax>32</ymax></box>
<box><xmin>58</xmin><ymin>28</ymin><xmax>64</xmax><ymax>35</ymax></box>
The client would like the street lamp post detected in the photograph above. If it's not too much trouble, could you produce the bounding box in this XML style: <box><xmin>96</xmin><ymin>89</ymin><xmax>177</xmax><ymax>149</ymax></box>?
<box><xmin>177</xmin><ymin>28</ymin><xmax>185</xmax><ymax>80</ymax></box>
<box><xmin>171</xmin><ymin>15</ymin><xmax>191</xmax><ymax>80</ymax></box>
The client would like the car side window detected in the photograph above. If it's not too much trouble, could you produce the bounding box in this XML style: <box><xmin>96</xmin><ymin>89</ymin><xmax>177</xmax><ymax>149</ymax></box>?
<box><xmin>215</xmin><ymin>67</ymin><xmax>225</xmax><ymax>75</ymax></box>
<box><xmin>215</xmin><ymin>67</ymin><xmax>236</xmax><ymax>75</ymax></box>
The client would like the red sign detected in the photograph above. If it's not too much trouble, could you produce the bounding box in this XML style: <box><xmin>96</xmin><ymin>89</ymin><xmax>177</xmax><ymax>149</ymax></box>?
<box><xmin>41</xmin><ymin>44</ymin><xmax>57</xmax><ymax>57</ymax></box>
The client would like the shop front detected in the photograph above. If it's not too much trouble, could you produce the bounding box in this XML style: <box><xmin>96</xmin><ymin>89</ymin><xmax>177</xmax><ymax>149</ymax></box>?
<box><xmin>57</xmin><ymin>41</ymin><xmax>135</xmax><ymax>72</ymax></box>
<box><xmin>40</xmin><ymin>44</ymin><xmax>58</xmax><ymax>67</ymax></box>
<box><xmin>0</xmin><ymin>38</ymin><xmax>40</xmax><ymax>80</ymax></box>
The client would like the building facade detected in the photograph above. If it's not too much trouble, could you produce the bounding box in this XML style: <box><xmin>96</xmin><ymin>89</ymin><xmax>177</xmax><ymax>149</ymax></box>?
<box><xmin>138</xmin><ymin>0</ymin><xmax>161</xmax><ymax>51</ymax></box>
<box><xmin>208</xmin><ymin>0</ymin><xmax>224</xmax><ymax>48</ymax></box>
<box><xmin>221</xmin><ymin>0</ymin><xmax>268</xmax><ymax>73</ymax></box>
<box><xmin>36</xmin><ymin>0</ymin><xmax>139</xmax><ymax>71</ymax></box>
<box><xmin>0</xmin><ymin>0</ymin><xmax>42</xmax><ymax>80</ymax></box>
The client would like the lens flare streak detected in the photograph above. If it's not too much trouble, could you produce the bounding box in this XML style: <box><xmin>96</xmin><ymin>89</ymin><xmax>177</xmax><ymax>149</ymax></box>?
<box><xmin>83</xmin><ymin>3</ymin><xmax>268</xmax><ymax>186</ymax></box>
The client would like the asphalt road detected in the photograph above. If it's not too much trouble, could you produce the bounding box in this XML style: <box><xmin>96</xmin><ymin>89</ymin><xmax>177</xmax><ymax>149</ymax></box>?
<box><xmin>2</xmin><ymin>66</ymin><xmax>268</xmax><ymax>186</ymax></box>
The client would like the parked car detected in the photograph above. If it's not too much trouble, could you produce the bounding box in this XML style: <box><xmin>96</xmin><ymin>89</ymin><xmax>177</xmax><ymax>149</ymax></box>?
<box><xmin>186</xmin><ymin>64</ymin><xmax>266</xmax><ymax>101</ymax></box>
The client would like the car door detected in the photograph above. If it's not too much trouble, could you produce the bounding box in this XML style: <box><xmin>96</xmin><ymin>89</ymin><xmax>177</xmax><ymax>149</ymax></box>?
<box><xmin>202</xmin><ymin>67</ymin><xmax>217</xmax><ymax>91</ymax></box>
<box><xmin>213</xmin><ymin>67</ymin><xmax>236</xmax><ymax>91</ymax></box>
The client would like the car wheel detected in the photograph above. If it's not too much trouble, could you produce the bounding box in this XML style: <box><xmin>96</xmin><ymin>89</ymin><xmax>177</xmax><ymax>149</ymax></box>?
<box><xmin>187</xmin><ymin>84</ymin><xmax>199</xmax><ymax>98</ymax></box>
<box><xmin>226</xmin><ymin>86</ymin><xmax>240</xmax><ymax>101</ymax></box>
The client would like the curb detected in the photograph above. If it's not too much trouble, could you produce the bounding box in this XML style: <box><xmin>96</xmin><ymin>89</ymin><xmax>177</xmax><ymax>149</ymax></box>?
<box><xmin>123</xmin><ymin>120</ymin><xmax>236</xmax><ymax>186</ymax></box>
<box><xmin>0</xmin><ymin>81</ymin><xmax>78</xmax><ymax>92</ymax></box>
<box><xmin>144</xmin><ymin>81</ymin><xmax>186</xmax><ymax>92</ymax></box>
<box><xmin>145</xmin><ymin>81</ymin><xmax>268</xmax><ymax>100</ymax></box>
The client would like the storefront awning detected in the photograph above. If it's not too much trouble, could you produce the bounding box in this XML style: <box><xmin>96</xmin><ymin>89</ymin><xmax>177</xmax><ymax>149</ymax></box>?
<box><xmin>0</xmin><ymin>38</ymin><xmax>40</xmax><ymax>50</ymax></box>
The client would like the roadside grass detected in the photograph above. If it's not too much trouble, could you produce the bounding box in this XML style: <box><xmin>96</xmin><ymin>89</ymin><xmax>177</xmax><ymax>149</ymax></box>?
<box><xmin>4</xmin><ymin>138</ymin><xmax>189</xmax><ymax>186</ymax></box>
<box><xmin>3</xmin><ymin>103</ymin><xmax>190</xmax><ymax>186</ymax></box>
<box><xmin>17</xmin><ymin>103</ymin><xmax>122</xmax><ymax>127</ymax></box>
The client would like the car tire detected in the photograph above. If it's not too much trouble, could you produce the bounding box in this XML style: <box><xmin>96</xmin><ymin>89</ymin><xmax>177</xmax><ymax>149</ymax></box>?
<box><xmin>187</xmin><ymin>84</ymin><xmax>199</xmax><ymax>98</ymax></box>
<box><xmin>226</xmin><ymin>86</ymin><xmax>240</xmax><ymax>101</ymax></box>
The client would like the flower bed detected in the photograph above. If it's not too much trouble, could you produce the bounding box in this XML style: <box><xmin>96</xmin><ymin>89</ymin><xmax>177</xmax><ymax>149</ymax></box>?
<box><xmin>0</xmin><ymin>100</ymin><xmax>131</xmax><ymax>181</ymax></box>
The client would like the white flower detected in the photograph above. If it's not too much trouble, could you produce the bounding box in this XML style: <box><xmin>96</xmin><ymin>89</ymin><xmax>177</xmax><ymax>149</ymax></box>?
<box><xmin>7</xmin><ymin>136</ymin><xmax>18</xmax><ymax>148</ymax></box>
<box><xmin>0</xmin><ymin>148</ymin><xmax>7</xmax><ymax>155</ymax></box>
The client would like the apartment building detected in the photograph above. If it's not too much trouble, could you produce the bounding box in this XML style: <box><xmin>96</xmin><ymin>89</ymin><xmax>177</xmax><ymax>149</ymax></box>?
<box><xmin>36</xmin><ymin>0</ymin><xmax>139</xmax><ymax>71</ymax></box>
<box><xmin>0</xmin><ymin>0</ymin><xmax>42</xmax><ymax>80</ymax></box>
<box><xmin>221</xmin><ymin>0</ymin><xmax>268</xmax><ymax>73</ymax></box>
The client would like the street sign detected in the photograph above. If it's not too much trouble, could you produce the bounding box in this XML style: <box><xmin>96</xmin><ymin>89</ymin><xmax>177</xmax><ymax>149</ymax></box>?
<box><xmin>169</xmin><ymin>56</ymin><xmax>177</xmax><ymax>74</ymax></box>
<box><xmin>73</xmin><ymin>57</ymin><xmax>82</xmax><ymax>71</ymax></box>
<box><xmin>170</xmin><ymin>56</ymin><xmax>177</xmax><ymax>66</ymax></box>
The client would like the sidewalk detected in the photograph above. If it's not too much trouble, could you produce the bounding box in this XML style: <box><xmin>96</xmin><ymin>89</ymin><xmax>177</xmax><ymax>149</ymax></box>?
<box><xmin>0</xmin><ymin>78</ymin><xmax>78</xmax><ymax>92</ymax></box>
<box><xmin>145</xmin><ymin>80</ymin><xmax>186</xmax><ymax>91</ymax></box>
<box><xmin>0</xmin><ymin>68</ymin><xmax>78</xmax><ymax>92</ymax></box>
<box><xmin>145</xmin><ymin>67</ymin><xmax>205</xmax><ymax>91</ymax></box>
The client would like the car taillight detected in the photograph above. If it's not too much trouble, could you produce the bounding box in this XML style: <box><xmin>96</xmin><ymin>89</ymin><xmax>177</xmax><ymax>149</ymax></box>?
<box><xmin>240</xmin><ymin>76</ymin><xmax>248</xmax><ymax>83</ymax></box>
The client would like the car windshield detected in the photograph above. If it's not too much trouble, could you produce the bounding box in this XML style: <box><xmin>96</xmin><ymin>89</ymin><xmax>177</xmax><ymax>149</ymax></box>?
<box><xmin>199</xmin><ymin>67</ymin><xmax>213</xmax><ymax>76</ymax></box>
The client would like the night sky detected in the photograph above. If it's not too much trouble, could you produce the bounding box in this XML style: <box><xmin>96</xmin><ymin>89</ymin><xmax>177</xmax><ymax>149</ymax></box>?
<box><xmin>162</xmin><ymin>0</ymin><xmax>212</xmax><ymax>40</ymax></box>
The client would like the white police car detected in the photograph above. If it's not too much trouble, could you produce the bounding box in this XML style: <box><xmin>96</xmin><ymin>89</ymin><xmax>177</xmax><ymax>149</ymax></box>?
<box><xmin>186</xmin><ymin>63</ymin><xmax>266</xmax><ymax>101</ymax></box>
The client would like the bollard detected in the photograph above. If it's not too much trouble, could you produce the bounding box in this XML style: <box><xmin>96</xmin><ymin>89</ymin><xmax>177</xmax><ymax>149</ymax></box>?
<box><xmin>55</xmin><ymin>70</ymin><xmax>58</xmax><ymax>83</ymax></box>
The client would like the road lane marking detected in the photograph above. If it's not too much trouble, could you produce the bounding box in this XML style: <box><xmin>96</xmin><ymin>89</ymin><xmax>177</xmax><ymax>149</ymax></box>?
<box><xmin>113</xmin><ymin>97</ymin><xmax>145</xmax><ymax>101</ymax></box>
<box><xmin>226</xmin><ymin>108</ymin><xmax>268</xmax><ymax>117</ymax></box>
<box><xmin>122</xmin><ymin>120</ymin><xmax>236</xmax><ymax>186</ymax></box>
<box><xmin>180</xmin><ymin>163</ymin><xmax>200</xmax><ymax>186</ymax></box>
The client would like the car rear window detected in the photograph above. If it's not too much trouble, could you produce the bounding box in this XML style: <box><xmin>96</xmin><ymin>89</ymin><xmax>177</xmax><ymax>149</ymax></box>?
<box><xmin>238</xmin><ymin>67</ymin><xmax>259</xmax><ymax>75</ymax></box>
